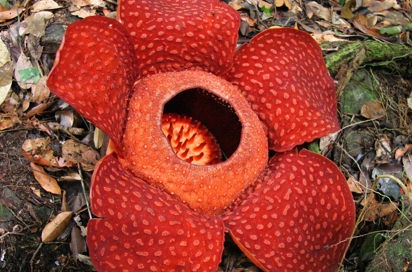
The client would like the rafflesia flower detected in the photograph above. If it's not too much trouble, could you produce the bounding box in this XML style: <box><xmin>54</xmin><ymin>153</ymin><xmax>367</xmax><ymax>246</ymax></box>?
<box><xmin>47</xmin><ymin>0</ymin><xmax>356</xmax><ymax>271</ymax></box>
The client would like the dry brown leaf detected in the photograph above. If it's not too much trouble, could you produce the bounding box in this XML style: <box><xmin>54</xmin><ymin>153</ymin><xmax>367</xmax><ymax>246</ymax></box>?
<box><xmin>30</xmin><ymin>186</ymin><xmax>42</xmax><ymax>198</ymax></box>
<box><xmin>311</xmin><ymin>32</ymin><xmax>347</xmax><ymax>43</ymax></box>
<box><xmin>375</xmin><ymin>135</ymin><xmax>392</xmax><ymax>162</ymax></box>
<box><xmin>347</xmin><ymin>175</ymin><xmax>364</xmax><ymax>194</ymax></box>
<box><xmin>31</xmin><ymin>76</ymin><xmax>50</xmax><ymax>103</ymax></box>
<box><xmin>93</xmin><ymin>127</ymin><xmax>105</xmax><ymax>149</ymax></box>
<box><xmin>363</xmin><ymin>0</ymin><xmax>400</xmax><ymax>12</ymax></box>
<box><xmin>360</xmin><ymin>195</ymin><xmax>398</xmax><ymax>222</ymax></box>
<box><xmin>41</xmin><ymin>211</ymin><xmax>73</xmax><ymax>242</ymax></box>
<box><xmin>22</xmin><ymin>137</ymin><xmax>57</xmax><ymax>167</ymax></box>
<box><xmin>19</xmin><ymin>11</ymin><xmax>54</xmax><ymax>38</ymax></box>
<box><xmin>352</xmin><ymin>14</ymin><xmax>386</xmax><ymax>38</ymax></box>
<box><xmin>31</xmin><ymin>0</ymin><xmax>62</xmax><ymax>12</ymax></box>
<box><xmin>0</xmin><ymin>113</ymin><xmax>20</xmax><ymax>130</ymax></box>
<box><xmin>305</xmin><ymin>1</ymin><xmax>331</xmax><ymax>21</ymax></box>
<box><xmin>228</xmin><ymin>0</ymin><xmax>243</xmax><ymax>10</ymax></box>
<box><xmin>395</xmin><ymin>144</ymin><xmax>412</xmax><ymax>160</ymax></box>
<box><xmin>56</xmin><ymin>110</ymin><xmax>74</xmax><ymax>127</ymax></box>
<box><xmin>70</xmin><ymin>226</ymin><xmax>87</xmax><ymax>257</ymax></box>
<box><xmin>0</xmin><ymin>5</ymin><xmax>24</xmax><ymax>22</ymax></box>
<box><xmin>361</xmin><ymin>100</ymin><xmax>386</xmax><ymax>119</ymax></box>
<box><xmin>0</xmin><ymin>38</ymin><xmax>12</xmax><ymax>105</ymax></box>
<box><xmin>26</xmin><ymin>102</ymin><xmax>53</xmax><ymax>117</ymax></box>
<box><xmin>30</xmin><ymin>162</ymin><xmax>61</xmax><ymax>195</ymax></box>
<box><xmin>62</xmin><ymin>139</ymin><xmax>100</xmax><ymax>171</ymax></box>
<box><xmin>403</xmin><ymin>154</ymin><xmax>412</xmax><ymax>182</ymax></box>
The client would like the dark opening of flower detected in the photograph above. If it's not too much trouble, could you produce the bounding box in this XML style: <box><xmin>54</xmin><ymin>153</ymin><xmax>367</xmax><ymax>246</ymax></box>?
<box><xmin>163</xmin><ymin>88</ymin><xmax>243</xmax><ymax>161</ymax></box>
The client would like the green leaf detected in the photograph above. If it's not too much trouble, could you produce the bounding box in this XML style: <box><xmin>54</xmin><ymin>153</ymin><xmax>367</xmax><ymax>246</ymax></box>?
<box><xmin>0</xmin><ymin>0</ymin><xmax>11</xmax><ymax>9</ymax></box>
<box><xmin>260</xmin><ymin>6</ymin><xmax>271</xmax><ymax>16</ymax></box>
<box><xmin>18</xmin><ymin>67</ymin><xmax>41</xmax><ymax>83</ymax></box>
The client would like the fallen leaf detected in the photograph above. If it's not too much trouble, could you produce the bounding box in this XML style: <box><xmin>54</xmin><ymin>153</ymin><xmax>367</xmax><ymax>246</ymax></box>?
<box><xmin>56</xmin><ymin>110</ymin><xmax>74</xmax><ymax>127</ymax></box>
<box><xmin>363</xmin><ymin>0</ymin><xmax>400</xmax><ymax>12</ymax></box>
<box><xmin>311</xmin><ymin>32</ymin><xmax>347</xmax><ymax>43</ymax></box>
<box><xmin>305</xmin><ymin>1</ymin><xmax>331</xmax><ymax>21</ymax></box>
<box><xmin>30</xmin><ymin>186</ymin><xmax>42</xmax><ymax>198</ymax></box>
<box><xmin>0</xmin><ymin>113</ymin><xmax>20</xmax><ymax>130</ymax></box>
<box><xmin>14</xmin><ymin>53</ymin><xmax>39</xmax><ymax>89</ymax></box>
<box><xmin>19</xmin><ymin>11</ymin><xmax>54</xmax><ymax>37</ymax></box>
<box><xmin>319</xmin><ymin>131</ymin><xmax>338</xmax><ymax>154</ymax></box>
<box><xmin>353</xmin><ymin>14</ymin><xmax>386</xmax><ymax>39</ymax></box>
<box><xmin>375</xmin><ymin>135</ymin><xmax>392</xmax><ymax>162</ymax></box>
<box><xmin>275</xmin><ymin>0</ymin><xmax>292</xmax><ymax>9</ymax></box>
<box><xmin>41</xmin><ymin>211</ymin><xmax>73</xmax><ymax>242</ymax></box>
<box><xmin>31</xmin><ymin>76</ymin><xmax>50</xmax><ymax>103</ymax></box>
<box><xmin>0</xmin><ymin>5</ymin><xmax>24</xmax><ymax>22</ymax></box>
<box><xmin>0</xmin><ymin>38</ymin><xmax>13</xmax><ymax>106</ymax></box>
<box><xmin>22</xmin><ymin>138</ymin><xmax>57</xmax><ymax>167</ymax></box>
<box><xmin>395</xmin><ymin>144</ymin><xmax>412</xmax><ymax>159</ymax></box>
<box><xmin>26</xmin><ymin>102</ymin><xmax>53</xmax><ymax>117</ymax></box>
<box><xmin>361</xmin><ymin>100</ymin><xmax>386</xmax><ymax>119</ymax></box>
<box><xmin>93</xmin><ymin>127</ymin><xmax>105</xmax><ymax>149</ymax></box>
<box><xmin>30</xmin><ymin>162</ymin><xmax>61</xmax><ymax>195</ymax></box>
<box><xmin>361</xmin><ymin>195</ymin><xmax>398</xmax><ymax>222</ymax></box>
<box><xmin>403</xmin><ymin>154</ymin><xmax>412</xmax><ymax>182</ymax></box>
<box><xmin>59</xmin><ymin>172</ymin><xmax>82</xmax><ymax>181</ymax></box>
<box><xmin>62</xmin><ymin>139</ymin><xmax>100</xmax><ymax>171</ymax></box>
<box><xmin>348</xmin><ymin>175</ymin><xmax>364</xmax><ymax>194</ymax></box>
<box><xmin>70</xmin><ymin>225</ymin><xmax>87</xmax><ymax>257</ymax></box>
<box><xmin>31</xmin><ymin>0</ymin><xmax>62</xmax><ymax>12</ymax></box>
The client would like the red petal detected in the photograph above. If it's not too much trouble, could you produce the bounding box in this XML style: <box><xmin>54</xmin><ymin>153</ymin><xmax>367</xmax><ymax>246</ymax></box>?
<box><xmin>117</xmin><ymin>0</ymin><xmax>240</xmax><ymax>77</ymax></box>
<box><xmin>47</xmin><ymin>16</ymin><xmax>138</xmax><ymax>146</ymax></box>
<box><xmin>228</xmin><ymin>28</ymin><xmax>340</xmax><ymax>152</ymax></box>
<box><xmin>87</xmin><ymin>153</ymin><xmax>225</xmax><ymax>271</ymax></box>
<box><xmin>224</xmin><ymin>149</ymin><xmax>355</xmax><ymax>271</ymax></box>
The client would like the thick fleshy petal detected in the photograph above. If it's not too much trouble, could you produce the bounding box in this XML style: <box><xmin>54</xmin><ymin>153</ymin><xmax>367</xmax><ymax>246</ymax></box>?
<box><xmin>47</xmin><ymin>16</ymin><xmax>138</xmax><ymax>146</ymax></box>
<box><xmin>117</xmin><ymin>0</ymin><xmax>240</xmax><ymax>77</ymax></box>
<box><xmin>87</xmin><ymin>153</ymin><xmax>225</xmax><ymax>271</ymax></box>
<box><xmin>121</xmin><ymin>71</ymin><xmax>268</xmax><ymax>215</ymax></box>
<box><xmin>224</xmin><ymin>149</ymin><xmax>355</xmax><ymax>272</ymax></box>
<box><xmin>228</xmin><ymin>28</ymin><xmax>340</xmax><ymax>152</ymax></box>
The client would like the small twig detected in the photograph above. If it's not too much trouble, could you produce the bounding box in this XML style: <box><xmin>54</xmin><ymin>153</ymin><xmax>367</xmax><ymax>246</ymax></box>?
<box><xmin>29</xmin><ymin>243</ymin><xmax>43</xmax><ymax>272</ymax></box>
<box><xmin>78</xmin><ymin>163</ymin><xmax>93</xmax><ymax>219</ymax></box>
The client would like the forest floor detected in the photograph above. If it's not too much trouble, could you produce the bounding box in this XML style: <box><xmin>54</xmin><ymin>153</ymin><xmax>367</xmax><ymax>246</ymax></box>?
<box><xmin>0</xmin><ymin>0</ymin><xmax>411</xmax><ymax>271</ymax></box>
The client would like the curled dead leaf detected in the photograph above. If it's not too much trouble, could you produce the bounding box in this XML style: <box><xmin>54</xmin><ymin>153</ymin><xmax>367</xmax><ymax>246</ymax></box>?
<box><xmin>348</xmin><ymin>175</ymin><xmax>364</xmax><ymax>194</ymax></box>
<box><xmin>395</xmin><ymin>144</ymin><xmax>412</xmax><ymax>160</ymax></box>
<box><xmin>0</xmin><ymin>5</ymin><xmax>24</xmax><ymax>22</ymax></box>
<box><xmin>31</xmin><ymin>76</ymin><xmax>50</xmax><ymax>103</ymax></box>
<box><xmin>93</xmin><ymin>127</ymin><xmax>105</xmax><ymax>149</ymax></box>
<box><xmin>361</xmin><ymin>100</ymin><xmax>386</xmax><ymax>119</ymax></box>
<box><xmin>31</xmin><ymin>0</ymin><xmax>62</xmax><ymax>12</ymax></box>
<box><xmin>30</xmin><ymin>162</ymin><xmax>61</xmax><ymax>195</ymax></box>
<box><xmin>305</xmin><ymin>1</ymin><xmax>331</xmax><ymax>21</ymax></box>
<box><xmin>0</xmin><ymin>113</ymin><xmax>20</xmax><ymax>130</ymax></box>
<box><xmin>62</xmin><ymin>139</ymin><xmax>100</xmax><ymax>171</ymax></box>
<box><xmin>41</xmin><ymin>211</ymin><xmax>73</xmax><ymax>242</ymax></box>
<box><xmin>360</xmin><ymin>195</ymin><xmax>398</xmax><ymax>222</ymax></box>
<box><xmin>22</xmin><ymin>137</ymin><xmax>57</xmax><ymax>167</ymax></box>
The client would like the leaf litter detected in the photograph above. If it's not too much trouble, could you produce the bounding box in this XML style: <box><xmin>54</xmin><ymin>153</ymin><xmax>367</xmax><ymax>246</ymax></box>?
<box><xmin>0</xmin><ymin>0</ymin><xmax>411</xmax><ymax>271</ymax></box>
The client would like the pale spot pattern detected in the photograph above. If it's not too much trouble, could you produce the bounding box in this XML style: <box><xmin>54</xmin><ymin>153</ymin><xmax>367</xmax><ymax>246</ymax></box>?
<box><xmin>228</xmin><ymin>28</ymin><xmax>340</xmax><ymax>152</ymax></box>
<box><xmin>224</xmin><ymin>149</ymin><xmax>355</xmax><ymax>272</ymax></box>
<box><xmin>118</xmin><ymin>0</ymin><xmax>240</xmax><ymax>77</ymax></box>
<box><xmin>87</xmin><ymin>154</ymin><xmax>225</xmax><ymax>271</ymax></box>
